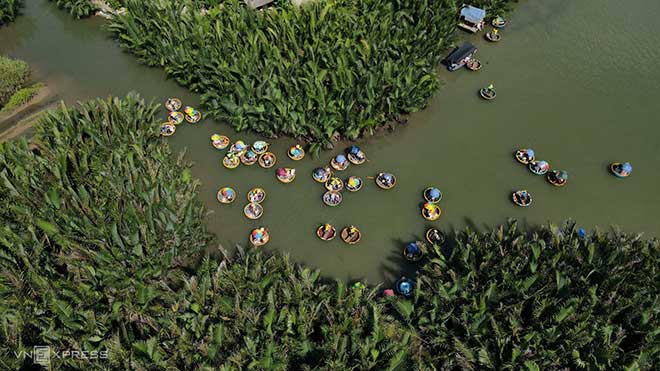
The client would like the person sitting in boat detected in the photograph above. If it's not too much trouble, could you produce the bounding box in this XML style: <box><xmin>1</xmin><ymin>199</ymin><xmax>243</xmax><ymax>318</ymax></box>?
<box><xmin>380</xmin><ymin>173</ymin><xmax>394</xmax><ymax>187</ymax></box>
<box><xmin>404</xmin><ymin>241</ymin><xmax>426</xmax><ymax>261</ymax></box>
<box><xmin>612</xmin><ymin>162</ymin><xmax>632</xmax><ymax>177</ymax></box>
<box><xmin>160</xmin><ymin>125</ymin><xmax>175</xmax><ymax>136</ymax></box>
<box><xmin>346</xmin><ymin>226</ymin><xmax>359</xmax><ymax>239</ymax></box>
<box><xmin>260</xmin><ymin>153</ymin><xmax>275</xmax><ymax>167</ymax></box>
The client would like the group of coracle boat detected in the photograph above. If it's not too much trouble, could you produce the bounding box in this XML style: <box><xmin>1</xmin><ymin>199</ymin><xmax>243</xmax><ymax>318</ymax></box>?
<box><xmin>159</xmin><ymin>97</ymin><xmax>202</xmax><ymax>137</ymax></box>
<box><xmin>216</xmin><ymin>185</ymin><xmax>271</xmax><ymax>247</ymax></box>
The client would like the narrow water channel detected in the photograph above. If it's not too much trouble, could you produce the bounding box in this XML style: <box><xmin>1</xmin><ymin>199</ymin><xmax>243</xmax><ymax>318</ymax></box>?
<box><xmin>2</xmin><ymin>0</ymin><xmax>659</xmax><ymax>283</ymax></box>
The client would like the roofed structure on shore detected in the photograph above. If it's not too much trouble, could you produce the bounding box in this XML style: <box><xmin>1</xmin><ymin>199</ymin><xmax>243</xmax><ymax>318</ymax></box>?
<box><xmin>458</xmin><ymin>5</ymin><xmax>486</xmax><ymax>33</ymax></box>
<box><xmin>443</xmin><ymin>42</ymin><xmax>477</xmax><ymax>71</ymax></box>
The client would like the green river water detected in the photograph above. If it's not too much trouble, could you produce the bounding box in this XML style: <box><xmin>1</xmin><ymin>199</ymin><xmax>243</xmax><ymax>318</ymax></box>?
<box><xmin>2</xmin><ymin>0</ymin><xmax>659</xmax><ymax>283</ymax></box>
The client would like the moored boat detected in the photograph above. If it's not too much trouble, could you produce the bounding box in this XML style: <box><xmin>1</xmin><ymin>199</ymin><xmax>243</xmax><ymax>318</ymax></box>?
<box><xmin>346</xmin><ymin>145</ymin><xmax>366</xmax><ymax>165</ymax></box>
<box><xmin>160</xmin><ymin>123</ymin><xmax>176</xmax><ymax>137</ymax></box>
<box><xmin>485</xmin><ymin>29</ymin><xmax>502</xmax><ymax>42</ymax></box>
<box><xmin>240</xmin><ymin>150</ymin><xmax>258</xmax><ymax>166</ymax></box>
<box><xmin>211</xmin><ymin>134</ymin><xmax>230</xmax><ymax>150</ymax></box>
<box><xmin>165</xmin><ymin>97</ymin><xmax>182</xmax><ymax>112</ymax></box>
<box><xmin>466</xmin><ymin>58</ymin><xmax>482</xmax><ymax>71</ymax></box>
<box><xmin>529</xmin><ymin>160</ymin><xmax>550</xmax><ymax>175</ymax></box>
<box><xmin>250</xmin><ymin>227</ymin><xmax>270</xmax><ymax>247</ymax></box>
<box><xmin>258</xmin><ymin>152</ymin><xmax>277</xmax><ymax>168</ymax></box>
<box><xmin>547</xmin><ymin>170</ymin><xmax>569</xmax><ymax>187</ymax></box>
<box><xmin>515</xmin><ymin>148</ymin><xmax>535</xmax><ymax>164</ymax></box>
<box><xmin>288</xmin><ymin>144</ymin><xmax>305</xmax><ymax>161</ymax></box>
<box><xmin>422</xmin><ymin>202</ymin><xmax>442</xmax><ymax>221</ymax></box>
<box><xmin>423</xmin><ymin>187</ymin><xmax>443</xmax><ymax>203</ymax></box>
<box><xmin>322</xmin><ymin>190</ymin><xmax>343</xmax><ymax>207</ymax></box>
<box><xmin>375</xmin><ymin>172</ymin><xmax>397</xmax><ymax>190</ymax></box>
<box><xmin>223</xmin><ymin>154</ymin><xmax>240</xmax><ymax>169</ymax></box>
<box><xmin>216</xmin><ymin>187</ymin><xmax>236</xmax><ymax>204</ymax></box>
<box><xmin>492</xmin><ymin>16</ymin><xmax>507</xmax><ymax>28</ymax></box>
<box><xmin>183</xmin><ymin>106</ymin><xmax>202</xmax><ymax>123</ymax></box>
<box><xmin>312</xmin><ymin>167</ymin><xmax>332</xmax><ymax>183</ymax></box>
<box><xmin>330</xmin><ymin>154</ymin><xmax>350</xmax><ymax>171</ymax></box>
<box><xmin>276</xmin><ymin>167</ymin><xmax>296</xmax><ymax>183</ymax></box>
<box><xmin>403</xmin><ymin>241</ymin><xmax>427</xmax><ymax>262</ymax></box>
<box><xmin>443</xmin><ymin>41</ymin><xmax>478</xmax><ymax>71</ymax></box>
<box><xmin>229</xmin><ymin>140</ymin><xmax>247</xmax><ymax>156</ymax></box>
<box><xmin>168</xmin><ymin>111</ymin><xmax>184</xmax><ymax>125</ymax></box>
<box><xmin>325</xmin><ymin>177</ymin><xmax>344</xmax><ymax>192</ymax></box>
<box><xmin>480</xmin><ymin>84</ymin><xmax>497</xmax><ymax>100</ymax></box>
<box><xmin>395</xmin><ymin>276</ymin><xmax>415</xmax><ymax>297</ymax></box>
<box><xmin>340</xmin><ymin>226</ymin><xmax>361</xmax><ymax>245</ymax></box>
<box><xmin>345</xmin><ymin>176</ymin><xmax>363</xmax><ymax>192</ymax></box>
<box><xmin>426</xmin><ymin>228</ymin><xmax>446</xmax><ymax>245</ymax></box>
<box><xmin>316</xmin><ymin>224</ymin><xmax>337</xmax><ymax>241</ymax></box>
<box><xmin>243</xmin><ymin>202</ymin><xmax>264</xmax><ymax>219</ymax></box>
<box><xmin>610</xmin><ymin>162</ymin><xmax>632</xmax><ymax>178</ymax></box>
<box><xmin>247</xmin><ymin>187</ymin><xmax>266</xmax><ymax>203</ymax></box>
<box><xmin>251</xmin><ymin>141</ymin><xmax>269</xmax><ymax>155</ymax></box>
<box><xmin>512</xmin><ymin>190</ymin><xmax>532</xmax><ymax>207</ymax></box>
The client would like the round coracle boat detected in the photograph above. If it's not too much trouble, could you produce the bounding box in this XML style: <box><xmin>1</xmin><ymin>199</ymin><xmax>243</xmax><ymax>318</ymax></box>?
<box><xmin>183</xmin><ymin>106</ymin><xmax>202</xmax><ymax>123</ymax></box>
<box><xmin>160</xmin><ymin>123</ymin><xmax>176</xmax><ymax>137</ymax></box>
<box><xmin>426</xmin><ymin>228</ymin><xmax>446</xmax><ymax>245</ymax></box>
<box><xmin>251</xmin><ymin>141</ymin><xmax>269</xmax><ymax>155</ymax></box>
<box><xmin>340</xmin><ymin>226</ymin><xmax>361</xmax><ymax>245</ymax></box>
<box><xmin>422</xmin><ymin>202</ymin><xmax>442</xmax><ymax>221</ymax></box>
<box><xmin>547</xmin><ymin>170</ymin><xmax>568</xmax><ymax>187</ymax></box>
<box><xmin>466</xmin><ymin>59</ymin><xmax>482</xmax><ymax>71</ymax></box>
<box><xmin>216</xmin><ymin>187</ymin><xmax>236</xmax><ymax>204</ymax></box>
<box><xmin>247</xmin><ymin>187</ymin><xmax>266</xmax><ymax>203</ymax></box>
<box><xmin>529</xmin><ymin>160</ymin><xmax>550</xmax><ymax>175</ymax></box>
<box><xmin>325</xmin><ymin>177</ymin><xmax>344</xmax><ymax>192</ymax></box>
<box><xmin>395</xmin><ymin>277</ymin><xmax>414</xmax><ymax>297</ymax></box>
<box><xmin>375</xmin><ymin>172</ymin><xmax>397</xmax><ymax>190</ymax></box>
<box><xmin>240</xmin><ymin>150</ymin><xmax>258</xmax><ymax>166</ymax></box>
<box><xmin>330</xmin><ymin>154</ymin><xmax>350</xmax><ymax>171</ymax></box>
<box><xmin>492</xmin><ymin>16</ymin><xmax>507</xmax><ymax>28</ymax></box>
<box><xmin>250</xmin><ymin>227</ymin><xmax>270</xmax><ymax>247</ymax></box>
<box><xmin>317</xmin><ymin>224</ymin><xmax>337</xmax><ymax>241</ymax></box>
<box><xmin>244</xmin><ymin>202</ymin><xmax>264</xmax><ymax>220</ymax></box>
<box><xmin>322</xmin><ymin>190</ymin><xmax>343</xmax><ymax>207</ymax></box>
<box><xmin>276</xmin><ymin>167</ymin><xmax>296</xmax><ymax>183</ymax></box>
<box><xmin>423</xmin><ymin>187</ymin><xmax>442</xmax><ymax>203</ymax></box>
<box><xmin>515</xmin><ymin>148</ymin><xmax>535</xmax><ymax>164</ymax></box>
<box><xmin>345</xmin><ymin>176</ymin><xmax>363</xmax><ymax>192</ymax></box>
<box><xmin>346</xmin><ymin>145</ymin><xmax>366</xmax><ymax>165</ymax></box>
<box><xmin>610</xmin><ymin>162</ymin><xmax>632</xmax><ymax>178</ymax></box>
<box><xmin>288</xmin><ymin>145</ymin><xmax>305</xmax><ymax>161</ymax></box>
<box><xmin>486</xmin><ymin>30</ymin><xmax>502</xmax><ymax>42</ymax></box>
<box><xmin>168</xmin><ymin>111</ymin><xmax>184</xmax><ymax>125</ymax></box>
<box><xmin>229</xmin><ymin>140</ymin><xmax>248</xmax><ymax>156</ymax></box>
<box><xmin>480</xmin><ymin>87</ymin><xmax>497</xmax><ymax>100</ymax></box>
<box><xmin>211</xmin><ymin>134</ymin><xmax>230</xmax><ymax>150</ymax></box>
<box><xmin>312</xmin><ymin>167</ymin><xmax>332</xmax><ymax>183</ymax></box>
<box><xmin>512</xmin><ymin>190</ymin><xmax>532</xmax><ymax>207</ymax></box>
<box><xmin>223</xmin><ymin>154</ymin><xmax>240</xmax><ymax>169</ymax></box>
<box><xmin>403</xmin><ymin>241</ymin><xmax>427</xmax><ymax>262</ymax></box>
<box><xmin>258</xmin><ymin>152</ymin><xmax>277</xmax><ymax>169</ymax></box>
<box><xmin>165</xmin><ymin>97</ymin><xmax>182</xmax><ymax>112</ymax></box>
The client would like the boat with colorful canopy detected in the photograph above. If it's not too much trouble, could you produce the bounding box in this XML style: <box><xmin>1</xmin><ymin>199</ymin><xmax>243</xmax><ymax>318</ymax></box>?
<box><xmin>160</xmin><ymin>123</ymin><xmax>176</xmax><ymax>137</ymax></box>
<box><xmin>229</xmin><ymin>140</ymin><xmax>247</xmax><ymax>156</ymax></box>
<box><xmin>547</xmin><ymin>170</ymin><xmax>569</xmax><ymax>187</ymax></box>
<box><xmin>317</xmin><ymin>224</ymin><xmax>337</xmax><ymax>241</ymax></box>
<box><xmin>395</xmin><ymin>277</ymin><xmax>415</xmax><ymax>297</ymax></box>
<box><xmin>216</xmin><ymin>187</ymin><xmax>236</xmax><ymax>204</ymax></box>
<box><xmin>330</xmin><ymin>154</ymin><xmax>350</xmax><ymax>171</ymax></box>
<box><xmin>403</xmin><ymin>241</ymin><xmax>427</xmax><ymax>262</ymax></box>
<box><xmin>529</xmin><ymin>160</ymin><xmax>550</xmax><ymax>175</ymax></box>
<box><xmin>610</xmin><ymin>162</ymin><xmax>632</xmax><ymax>178</ymax></box>
<box><xmin>480</xmin><ymin>84</ymin><xmax>497</xmax><ymax>100</ymax></box>
<box><xmin>340</xmin><ymin>226</ymin><xmax>361</xmax><ymax>245</ymax></box>
<box><xmin>346</xmin><ymin>145</ymin><xmax>366</xmax><ymax>165</ymax></box>
<box><xmin>251</xmin><ymin>141</ymin><xmax>269</xmax><ymax>155</ymax></box>
<box><xmin>486</xmin><ymin>28</ymin><xmax>502</xmax><ymax>42</ymax></box>
<box><xmin>240</xmin><ymin>150</ymin><xmax>258</xmax><ymax>166</ymax></box>
<box><xmin>426</xmin><ymin>228</ymin><xmax>446</xmax><ymax>245</ymax></box>
<box><xmin>168</xmin><ymin>111</ymin><xmax>184</xmax><ymax>125</ymax></box>
<box><xmin>276</xmin><ymin>167</ymin><xmax>296</xmax><ymax>183</ymax></box>
<box><xmin>288</xmin><ymin>144</ymin><xmax>305</xmax><ymax>161</ymax></box>
<box><xmin>515</xmin><ymin>148</ymin><xmax>535</xmax><ymax>164</ymax></box>
<box><xmin>512</xmin><ymin>190</ymin><xmax>532</xmax><ymax>207</ymax></box>
<box><xmin>247</xmin><ymin>187</ymin><xmax>266</xmax><ymax>203</ymax></box>
<box><xmin>325</xmin><ymin>177</ymin><xmax>344</xmax><ymax>192</ymax></box>
<box><xmin>423</xmin><ymin>187</ymin><xmax>442</xmax><ymax>203</ymax></box>
<box><xmin>312</xmin><ymin>167</ymin><xmax>332</xmax><ymax>183</ymax></box>
<box><xmin>211</xmin><ymin>134</ymin><xmax>230</xmax><ymax>150</ymax></box>
<box><xmin>375</xmin><ymin>172</ymin><xmax>397</xmax><ymax>190</ymax></box>
<box><xmin>183</xmin><ymin>106</ymin><xmax>202</xmax><ymax>123</ymax></box>
<box><xmin>322</xmin><ymin>191</ymin><xmax>343</xmax><ymax>207</ymax></box>
<box><xmin>244</xmin><ymin>202</ymin><xmax>264</xmax><ymax>219</ymax></box>
<box><xmin>422</xmin><ymin>202</ymin><xmax>441</xmax><ymax>221</ymax></box>
<box><xmin>492</xmin><ymin>16</ymin><xmax>507</xmax><ymax>28</ymax></box>
<box><xmin>250</xmin><ymin>227</ymin><xmax>270</xmax><ymax>247</ymax></box>
<box><xmin>165</xmin><ymin>97</ymin><xmax>182</xmax><ymax>112</ymax></box>
<box><xmin>258</xmin><ymin>152</ymin><xmax>277</xmax><ymax>168</ymax></box>
<box><xmin>345</xmin><ymin>176</ymin><xmax>363</xmax><ymax>192</ymax></box>
<box><xmin>223</xmin><ymin>154</ymin><xmax>240</xmax><ymax>169</ymax></box>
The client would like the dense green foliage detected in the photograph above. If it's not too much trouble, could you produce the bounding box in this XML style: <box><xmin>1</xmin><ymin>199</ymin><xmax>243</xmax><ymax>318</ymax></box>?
<box><xmin>0</xmin><ymin>0</ymin><xmax>21</xmax><ymax>25</ymax></box>
<box><xmin>107</xmin><ymin>0</ymin><xmax>515</xmax><ymax>146</ymax></box>
<box><xmin>0</xmin><ymin>55</ymin><xmax>30</xmax><ymax>108</ymax></box>
<box><xmin>48</xmin><ymin>0</ymin><xmax>96</xmax><ymax>19</ymax></box>
<box><xmin>400</xmin><ymin>221</ymin><xmax>660</xmax><ymax>370</ymax></box>
<box><xmin>0</xmin><ymin>82</ymin><xmax>43</xmax><ymax>113</ymax></box>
